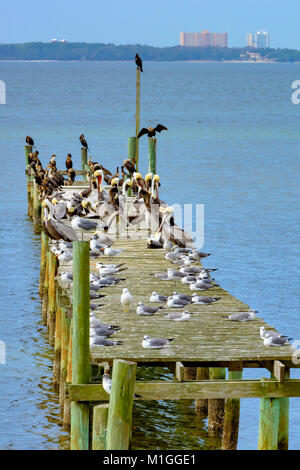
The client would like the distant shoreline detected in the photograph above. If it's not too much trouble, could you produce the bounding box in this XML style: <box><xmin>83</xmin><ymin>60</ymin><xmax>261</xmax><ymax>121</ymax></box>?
<box><xmin>1</xmin><ymin>43</ymin><xmax>300</xmax><ymax>62</ymax></box>
<box><xmin>0</xmin><ymin>59</ymin><xmax>298</xmax><ymax>64</ymax></box>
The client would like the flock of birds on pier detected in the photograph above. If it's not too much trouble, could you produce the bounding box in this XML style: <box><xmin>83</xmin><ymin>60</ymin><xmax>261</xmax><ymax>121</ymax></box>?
<box><xmin>26</xmin><ymin>127</ymin><xmax>293</xmax><ymax>353</ymax></box>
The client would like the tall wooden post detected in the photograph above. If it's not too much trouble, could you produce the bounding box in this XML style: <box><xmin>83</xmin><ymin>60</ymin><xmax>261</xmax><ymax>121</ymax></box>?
<box><xmin>222</xmin><ymin>369</ymin><xmax>243</xmax><ymax>449</ymax></box>
<box><xmin>42</xmin><ymin>251</ymin><xmax>50</xmax><ymax>322</ymax></box>
<box><xmin>195</xmin><ymin>367</ymin><xmax>209</xmax><ymax>413</ymax></box>
<box><xmin>33</xmin><ymin>180</ymin><xmax>42</xmax><ymax>232</ymax></box>
<box><xmin>47</xmin><ymin>251</ymin><xmax>57</xmax><ymax>345</ymax></box>
<box><xmin>92</xmin><ymin>404</ymin><xmax>109</xmax><ymax>450</ymax></box>
<box><xmin>39</xmin><ymin>232</ymin><xmax>49</xmax><ymax>297</ymax></box>
<box><xmin>53</xmin><ymin>295</ymin><xmax>62</xmax><ymax>389</ymax></box>
<box><xmin>258</xmin><ymin>397</ymin><xmax>280</xmax><ymax>450</ymax></box>
<box><xmin>70</xmin><ymin>241</ymin><xmax>90</xmax><ymax>450</ymax></box>
<box><xmin>24</xmin><ymin>144</ymin><xmax>32</xmax><ymax>168</ymax></box>
<box><xmin>81</xmin><ymin>148</ymin><xmax>87</xmax><ymax>180</ymax></box>
<box><xmin>106</xmin><ymin>359</ymin><xmax>137</xmax><ymax>450</ymax></box>
<box><xmin>148</xmin><ymin>137</ymin><xmax>157</xmax><ymax>174</ymax></box>
<box><xmin>208</xmin><ymin>367</ymin><xmax>226</xmax><ymax>433</ymax></box>
<box><xmin>135</xmin><ymin>67</ymin><xmax>140</xmax><ymax>169</ymax></box>
<box><xmin>278</xmin><ymin>369</ymin><xmax>290</xmax><ymax>450</ymax></box>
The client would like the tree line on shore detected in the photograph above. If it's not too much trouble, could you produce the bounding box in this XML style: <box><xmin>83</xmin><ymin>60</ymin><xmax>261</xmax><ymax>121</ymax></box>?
<box><xmin>0</xmin><ymin>42</ymin><xmax>300</xmax><ymax>62</ymax></box>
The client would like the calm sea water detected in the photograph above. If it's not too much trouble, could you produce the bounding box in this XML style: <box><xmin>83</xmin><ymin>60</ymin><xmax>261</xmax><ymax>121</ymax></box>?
<box><xmin>0</xmin><ymin>61</ymin><xmax>299</xmax><ymax>450</ymax></box>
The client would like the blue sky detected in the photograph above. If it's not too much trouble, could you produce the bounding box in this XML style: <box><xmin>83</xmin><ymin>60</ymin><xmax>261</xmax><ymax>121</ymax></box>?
<box><xmin>1</xmin><ymin>0</ymin><xmax>299</xmax><ymax>49</ymax></box>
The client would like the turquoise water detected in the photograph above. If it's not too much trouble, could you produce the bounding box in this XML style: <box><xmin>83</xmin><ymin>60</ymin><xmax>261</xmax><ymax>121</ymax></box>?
<box><xmin>0</xmin><ymin>61</ymin><xmax>299</xmax><ymax>449</ymax></box>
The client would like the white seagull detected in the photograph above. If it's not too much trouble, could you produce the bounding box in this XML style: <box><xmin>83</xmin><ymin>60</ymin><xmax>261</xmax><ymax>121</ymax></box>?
<box><xmin>142</xmin><ymin>335</ymin><xmax>176</xmax><ymax>349</ymax></box>
<box><xmin>120</xmin><ymin>288</ymin><xmax>133</xmax><ymax>312</ymax></box>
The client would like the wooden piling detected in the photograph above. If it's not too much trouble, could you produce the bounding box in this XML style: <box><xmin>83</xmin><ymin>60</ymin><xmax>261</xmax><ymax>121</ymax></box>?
<box><xmin>33</xmin><ymin>179</ymin><xmax>41</xmax><ymax>232</ymax></box>
<box><xmin>258</xmin><ymin>396</ymin><xmax>280</xmax><ymax>450</ymax></box>
<box><xmin>24</xmin><ymin>144</ymin><xmax>33</xmax><ymax>167</ymax></box>
<box><xmin>135</xmin><ymin>68</ymin><xmax>140</xmax><ymax>169</ymax></box>
<box><xmin>47</xmin><ymin>251</ymin><xmax>57</xmax><ymax>345</ymax></box>
<box><xmin>208</xmin><ymin>367</ymin><xmax>226</xmax><ymax>433</ymax></box>
<box><xmin>70</xmin><ymin>241</ymin><xmax>90</xmax><ymax>450</ymax></box>
<box><xmin>42</xmin><ymin>251</ymin><xmax>50</xmax><ymax>322</ymax></box>
<box><xmin>53</xmin><ymin>292</ymin><xmax>62</xmax><ymax>389</ymax></box>
<box><xmin>39</xmin><ymin>232</ymin><xmax>48</xmax><ymax>297</ymax></box>
<box><xmin>106</xmin><ymin>359</ymin><xmax>137</xmax><ymax>450</ymax></box>
<box><xmin>148</xmin><ymin>137</ymin><xmax>157</xmax><ymax>174</ymax></box>
<box><xmin>92</xmin><ymin>404</ymin><xmax>109</xmax><ymax>450</ymax></box>
<box><xmin>278</xmin><ymin>369</ymin><xmax>290</xmax><ymax>450</ymax></box>
<box><xmin>59</xmin><ymin>305</ymin><xmax>70</xmax><ymax>408</ymax></box>
<box><xmin>222</xmin><ymin>369</ymin><xmax>243</xmax><ymax>450</ymax></box>
<box><xmin>81</xmin><ymin>148</ymin><xmax>87</xmax><ymax>180</ymax></box>
<box><xmin>195</xmin><ymin>367</ymin><xmax>209</xmax><ymax>414</ymax></box>
<box><xmin>64</xmin><ymin>318</ymin><xmax>73</xmax><ymax>430</ymax></box>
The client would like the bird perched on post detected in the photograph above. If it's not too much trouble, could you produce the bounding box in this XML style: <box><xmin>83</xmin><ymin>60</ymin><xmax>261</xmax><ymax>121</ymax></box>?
<box><xmin>79</xmin><ymin>134</ymin><xmax>89</xmax><ymax>149</ymax></box>
<box><xmin>49</xmin><ymin>155</ymin><xmax>57</xmax><ymax>169</ymax></box>
<box><xmin>65</xmin><ymin>153</ymin><xmax>73</xmax><ymax>170</ymax></box>
<box><xmin>137</xmin><ymin>124</ymin><xmax>168</xmax><ymax>139</ymax></box>
<box><xmin>26</xmin><ymin>136</ymin><xmax>34</xmax><ymax>146</ymax></box>
<box><xmin>123</xmin><ymin>159</ymin><xmax>136</xmax><ymax>177</ymax></box>
<box><xmin>135</xmin><ymin>53</ymin><xmax>143</xmax><ymax>72</ymax></box>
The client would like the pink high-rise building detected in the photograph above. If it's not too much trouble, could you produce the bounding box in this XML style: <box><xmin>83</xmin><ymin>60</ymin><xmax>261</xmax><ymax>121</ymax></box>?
<box><xmin>179</xmin><ymin>30</ymin><xmax>228</xmax><ymax>47</ymax></box>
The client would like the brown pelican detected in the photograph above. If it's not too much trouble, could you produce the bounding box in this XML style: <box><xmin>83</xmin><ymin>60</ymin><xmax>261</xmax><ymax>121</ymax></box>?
<box><xmin>123</xmin><ymin>159</ymin><xmax>136</xmax><ymax>176</ymax></box>
<box><xmin>137</xmin><ymin>124</ymin><xmax>168</xmax><ymax>139</ymax></box>
<box><xmin>42</xmin><ymin>200</ymin><xmax>78</xmax><ymax>241</ymax></box>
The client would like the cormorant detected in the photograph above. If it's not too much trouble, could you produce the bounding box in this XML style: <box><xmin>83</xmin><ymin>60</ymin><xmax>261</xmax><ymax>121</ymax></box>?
<box><xmin>135</xmin><ymin>53</ymin><xmax>143</xmax><ymax>72</ymax></box>
<box><xmin>137</xmin><ymin>124</ymin><xmax>168</xmax><ymax>139</ymax></box>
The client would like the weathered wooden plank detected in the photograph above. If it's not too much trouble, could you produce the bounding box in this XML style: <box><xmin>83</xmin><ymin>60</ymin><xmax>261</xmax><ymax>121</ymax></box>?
<box><xmin>68</xmin><ymin>379</ymin><xmax>300</xmax><ymax>402</ymax></box>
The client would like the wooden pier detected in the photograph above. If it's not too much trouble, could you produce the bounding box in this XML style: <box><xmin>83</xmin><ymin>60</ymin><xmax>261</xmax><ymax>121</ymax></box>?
<box><xmin>25</xmin><ymin>148</ymin><xmax>300</xmax><ymax>451</ymax></box>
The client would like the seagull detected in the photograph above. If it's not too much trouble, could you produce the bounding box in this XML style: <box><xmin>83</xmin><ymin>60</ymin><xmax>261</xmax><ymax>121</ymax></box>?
<box><xmin>260</xmin><ymin>327</ymin><xmax>292</xmax><ymax>341</ymax></box>
<box><xmin>60</xmin><ymin>272</ymin><xmax>73</xmax><ymax>283</ymax></box>
<box><xmin>150</xmin><ymin>292</ymin><xmax>168</xmax><ymax>303</ymax></box>
<box><xmin>263</xmin><ymin>335</ymin><xmax>292</xmax><ymax>347</ymax></box>
<box><xmin>90</xmin><ymin>327</ymin><xmax>117</xmax><ymax>338</ymax></box>
<box><xmin>167</xmin><ymin>296</ymin><xmax>190</xmax><ymax>308</ymax></box>
<box><xmin>191</xmin><ymin>295</ymin><xmax>221</xmax><ymax>304</ymax></box>
<box><xmin>90</xmin><ymin>337</ymin><xmax>123</xmax><ymax>347</ymax></box>
<box><xmin>102</xmin><ymin>373</ymin><xmax>142</xmax><ymax>397</ymax></box>
<box><xmin>101</xmin><ymin>247</ymin><xmax>124</xmax><ymax>258</ymax></box>
<box><xmin>142</xmin><ymin>335</ymin><xmax>175</xmax><ymax>349</ymax></box>
<box><xmin>71</xmin><ymin>216</ymin><xmax>101</xmax><ymax>234</ymax></box>
<box><xmin>136</xmin><ymin>303</ymin><xmax>164</xmax><ymax>316</ymax></box>
<box><xmin>223</xmin><ymin>310</ymin><xmax>257</xmax><ymax>321</ymax></box>
<box><xmin>163</xmin><ymin>311</ymin><xmax>192</xmax><ymax>321</ymax></box>
<box><xmin>173</xmin><ymin>292</ymin><xmax>193</xmax><ymax>302</ymax></box>
<box><xmin>57</xmin><ymin>251</ymin><xmax>73</xmax><ymax>263</ymax></box>
<box><xmin>120</xmin><ymin>288</ymin><xmax>133</xmax><ymax>312</ymax></box>
<box><xmin>97</xmin><ymin>264</ymin><xmax>127</xmax><ymax>276</ymax></box>
<box><xmin>90</xmin><ymin>292</ymin><xmax>106</xmax><ymax>300</ymax></box>
<box><xmin>151</xmin><ymin>272</ymin><xmax>170</xmax><ymax>281</ymax></box>
<box><xmin>190</xmin><ymin>280</ymin><xmax>217</xmax><ymax>291</ymax></box>
<box><xmin>167</xmin><ymin>268</ymin><xmax>186</xmax><ymax>281</ymax></box>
